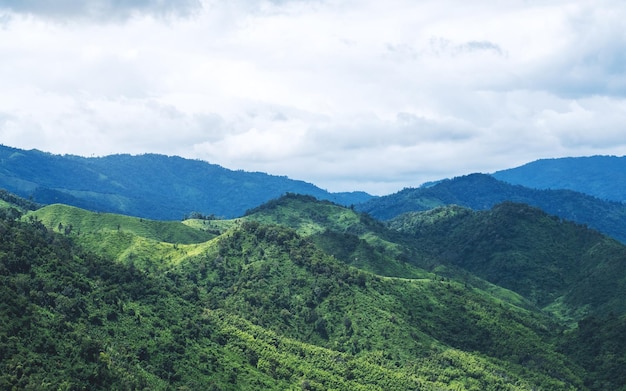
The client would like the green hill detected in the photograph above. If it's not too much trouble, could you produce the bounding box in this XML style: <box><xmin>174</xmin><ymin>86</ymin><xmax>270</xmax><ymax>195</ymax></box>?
<box><xmin>24</xmin><ymin>204</ymin><xmax>218</xmax><ymax>271</ymax></box>
<box><xmin>26</xmin><ymin>203</ymin><xmax>216</xmax><ymax>245</ymax></box>
<box><xmin>241</xmin><ymin>193</ymin><xmax>426</xmax><ymax>279</ymax></box>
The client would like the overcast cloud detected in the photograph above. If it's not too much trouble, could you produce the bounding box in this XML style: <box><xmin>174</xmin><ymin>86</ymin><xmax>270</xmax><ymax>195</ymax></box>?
<box><xmin>1</xmin><ymin>0</ymin><xmax>625</xmax><ymax>195</ymax></box>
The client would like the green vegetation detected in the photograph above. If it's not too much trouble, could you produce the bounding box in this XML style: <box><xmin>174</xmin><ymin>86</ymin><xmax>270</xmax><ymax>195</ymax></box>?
<box><xmin>1</xmin><ymin>191</ymin><xmax>626</xmax><ymax>390</ymax></box>
<box><xmin>388</xmin><ymin>202</ymin><xmax>626</xmax><ymax>322</ymax></box>
<box><xmin>0</xmin><ymin>211</ymin><xmax>584</xmax><ymax>390</ymax></box>
<box><xmin>26</xmin><ymin>204</ymin><xmax>215</xmax><ymax>244</ymax></box>
<box><xmin>242</xmin><ymin>193</ymin><xmax>427</xmax><ymax>278</ymax></box>
<box><xmin>0</xmin><ymin>188</ymin><xmax>40</xmax><ymax>211</ymax></box>
<box><xmin>558</xmin><ymin>313</ymin><xmax>626</xmax><ymax>390</ymax></box>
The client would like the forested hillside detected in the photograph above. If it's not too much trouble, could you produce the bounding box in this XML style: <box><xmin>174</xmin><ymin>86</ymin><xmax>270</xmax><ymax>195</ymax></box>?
<box><xmin>0</xmin><ymin>204</ymin><xmax>585</xmax><ymax>390</ymax></box>
<box><xmin>388</xmin><ymin>203</ymin><xmax>626</xmax><ymax>321</ymax></box>
<box><xmin>0</xmin><ymin>145</ymin><xmax>372</xmax><ymax>220</ymax></box>
<box><xmin>356</xmin><ymin>173</ymin><xmax>626</xmax><ymax>244</ymax></box>
<box><xmin>2</xmin><ymin>192</ymin><xmax>626</xmax><ymax>389</ymax></box>
<box><xmin>492</xmin><ymin>156</ymin><xmax>626</xmax><ymax>202</ymax></box>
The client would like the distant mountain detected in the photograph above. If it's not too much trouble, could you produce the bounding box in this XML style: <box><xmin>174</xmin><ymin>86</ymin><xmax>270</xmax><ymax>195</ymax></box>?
<box><xmin>356</xmin><ymin>173</ymin><xmax>626</xmax><ymax>243</ymax></box>
<box><xmin>0</xmin><ymin>145</ymin><xmax>373</xmax><ymax>220</ymax></box>
<box><xmin>492</xmin><ymin>155</ymin><xmax>626</xmax><ymax>202</ymax></box>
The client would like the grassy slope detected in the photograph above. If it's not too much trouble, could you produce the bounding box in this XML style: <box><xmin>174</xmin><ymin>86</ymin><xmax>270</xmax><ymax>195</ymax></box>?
<box><xmin>23</xmin><ymin>204</ymin><xmax>220</xmax><ymax>271</ymax></box>
<box><xmin>26</xmin><ymin>204</ymin><xmax>215</xmax><ymax>244</ymax></box>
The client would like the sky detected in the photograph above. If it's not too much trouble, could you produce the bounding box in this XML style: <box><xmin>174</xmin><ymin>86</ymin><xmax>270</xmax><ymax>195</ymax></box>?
<box><xmin>1</xmin><ymin>0</ymin><xmax>626</xmax><ymax>195</ymax></box>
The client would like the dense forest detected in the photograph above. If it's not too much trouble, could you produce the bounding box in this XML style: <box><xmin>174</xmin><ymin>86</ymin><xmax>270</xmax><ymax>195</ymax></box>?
<box><xmin>1</xmin><ymin>192</ymin><xmax>626</xmax><ymax>390</ymax></box>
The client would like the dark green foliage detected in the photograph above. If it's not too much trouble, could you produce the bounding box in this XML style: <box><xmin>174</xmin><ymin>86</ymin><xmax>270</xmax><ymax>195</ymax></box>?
<box><xmin>183</xmin><ymin>211</ymin><xmax>219</xmax><ymax>220</ymax></box>
<box><xmin>493</xmin><ymin>155</ymin><xmax>626</xmax><ymax>203</ymax></box>
<box><xmin>0</xmin><ymin>189</ymin><xmax>40</xmax><ymax>211</ymax></box>
<box><xmin>177</xmin><ymin>220</ymin><xmax>585</xmax><ymax>389</ymax></box>
<box><xmin>243</xmin><ymin>193</ymin><xmax>425</xmax><ymax>278</ymax></box>
<box><xmin>357</xmin><ymin>173</ymin><xmax>626</xmax><ymax>244</ymax></box>
<box><xmin>0</xmin><ymin>214</ymin><xmax>287</xmax><ymax>390</ymax></box>
<box><xmin>558</xmin><ymin>314</ymin><xmax>626</xmax><ymax>391</ymax></box>
<box><xmin>0</xmin><ymin>145</ymin><xmax>373</xmax><ymax>219</ymax></box>
<box><xmin>389</xmin><ymin>202</ymin><xmax>626</xmax><ymax>320</ymax></box>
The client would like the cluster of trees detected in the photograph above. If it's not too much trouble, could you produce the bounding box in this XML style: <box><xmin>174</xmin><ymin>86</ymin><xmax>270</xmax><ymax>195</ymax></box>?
<box><xmin>182</xmin><ymin>211</ymin><xmax>220</xmax><ymax>221</ymax></box>
<box><xmin>0</xmin><ymin>189</ymin><xmax>39</xmax><ymax>211</ymax></box>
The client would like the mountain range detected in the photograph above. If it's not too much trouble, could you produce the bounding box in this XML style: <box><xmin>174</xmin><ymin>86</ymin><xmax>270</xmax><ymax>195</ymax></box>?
<box><xmin>356</xmin><ymin>173</ymin><xmax>626</xmax><ymax>244</ymax></box>
<box><xmin>2</xmin><ymin>145</ymin><xmax>626</xmax><ymax>243</ymax></box>
<box><xmin>0</xmin><ymin>145</ymin><xmax>372</xmax><ymax>220</ymax></box>
<box><xmin>2</xmin><ymin>145</ymin><xmax>626</xmax><ymax>390</ymax></box>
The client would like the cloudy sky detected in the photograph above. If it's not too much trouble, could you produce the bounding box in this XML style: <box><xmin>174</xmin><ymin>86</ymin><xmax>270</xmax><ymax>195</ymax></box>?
<box><xmin>1</xmin><ymin>0</ymin><xmax>625</xmax><ymax>195</ymax></box>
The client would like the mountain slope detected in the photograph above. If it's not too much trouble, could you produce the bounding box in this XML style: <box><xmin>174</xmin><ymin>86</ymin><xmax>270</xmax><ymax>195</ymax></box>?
<box><xmin>25</xmin><ymin>193</ymin><xmax>626</xmax><ymax>323</ymax></box>
<box><xmin>388</xmin><ymin>202</ymin><xmax>626</xmax><ymax>321</ymax></box>
<box><xmin>0</xmin><ymin>145</ymin><xmax>373</xmax><ymax>220</ymax></box>
<box><xmin>0</xmin><ymin>206</ymin><xmax>587</xmax><ymax>390</ymax></box>
<box><xmin>249</xmin><ymin>195</ymin><xmax>626</xmax><ymax>322</ymax></box>
<box><xmin>241</xmin><ymin>194</ymin><xmax>427</xmax><ymax>279</ymax></box>
<box><xmin>492</xmin><ymin>155</ymin><xmax>626</xmax><ymax>202</ymax></box>
<box><xmin>356</xmin><ymin>173</ymin><xmax>626</xmax><ymax>244</ymax></box>
<box><xmin>240</xmin><ymin>195</ymin><xmax>538</xmax><ymax>310</ymax></box>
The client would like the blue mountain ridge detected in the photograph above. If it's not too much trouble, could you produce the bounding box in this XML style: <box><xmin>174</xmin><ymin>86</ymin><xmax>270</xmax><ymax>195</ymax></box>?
<box><xmin>492</xmin><ymin>155</ymin><xmax>626</xmax><ymax>202</ymax></box>
<box><xmin>0</xmin><ymin>145</ymin><xmax>373</xmax><ymax>220</ymax></box>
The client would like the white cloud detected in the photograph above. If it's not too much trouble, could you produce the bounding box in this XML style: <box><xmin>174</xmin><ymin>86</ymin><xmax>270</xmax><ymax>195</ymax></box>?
<box><xmin>1</xmin><ymin>0</ymin><xmax>626</xmax><ymax>195</ymax></box>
